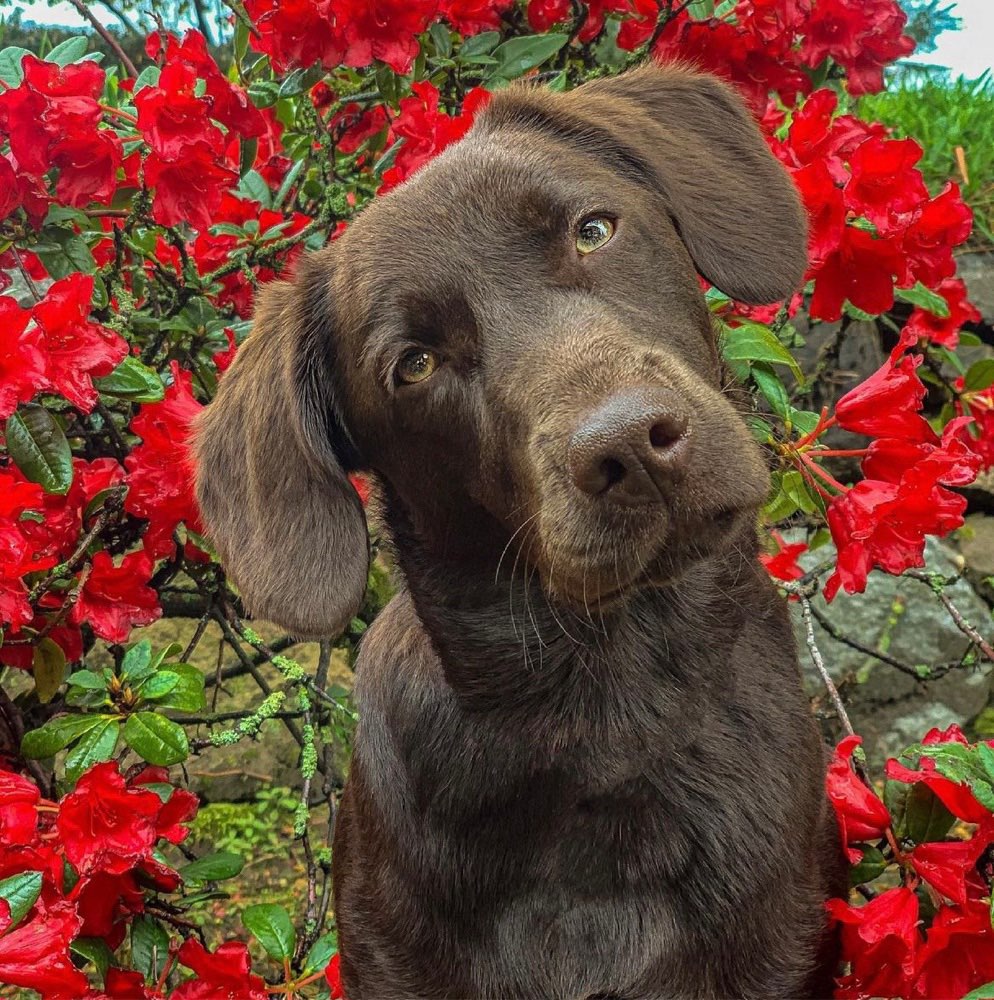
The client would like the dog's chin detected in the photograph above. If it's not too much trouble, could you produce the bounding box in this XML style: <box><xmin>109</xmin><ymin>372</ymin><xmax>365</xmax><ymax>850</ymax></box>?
<box><xmin>537</xmin><ymin>505</ymin><xmax>755</xmax><ymax>612</ymax></box>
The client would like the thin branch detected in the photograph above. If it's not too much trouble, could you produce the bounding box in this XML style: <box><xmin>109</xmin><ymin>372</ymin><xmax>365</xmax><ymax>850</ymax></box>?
<box><xmin>66</xmin><ymin>0</ymin><xmax>139</xmax><ymax>77</ymax></box>
<box><xmin>905</xmin><ymin>569</ymin><xmax>994</xmax><ymax>664</ymax></box>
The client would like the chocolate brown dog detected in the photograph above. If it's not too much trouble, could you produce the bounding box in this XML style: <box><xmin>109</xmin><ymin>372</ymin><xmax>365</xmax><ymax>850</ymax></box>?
<box><xmin>195</xmin><ymin>63</ymin><xmax>845</xmax><ymax>998</ymax></box>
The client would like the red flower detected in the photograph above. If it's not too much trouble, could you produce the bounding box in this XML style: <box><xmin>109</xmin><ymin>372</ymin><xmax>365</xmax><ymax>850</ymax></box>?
<box><xmin>912</xmin><ymin>899</ymin><xmax>994</xmax><ymax>999</ymax></box>
<box><xmin>760</xmin><ymin>532</ymin><xmax>806</xmax><ymax>582</ymax></box>
<box><xmin>901</xmin><ymin>183</ymin><xmax>974</xmax><ymax>288</ymax></box>
<box><xmin>441</xmin><ymin>0</ymin><xmax>513</xmax><ymax>34</ymax></box>
<box><xmin>845</xmin><ymin>136</ymin><xmax>928</xmax><ymax>232</ymax></box>
<box><xmin>834</xmin><ymin>353</ymin><xmax>933</xmax><ymax>443</ymax></box>
<box><xmin>71</xmin><ymin>870</ymin><xmax>145</xmax><ymax>948</ymax></box>
<box><xmin>70</xmin><ymin>550</ymin><xmax>162</xmax><ymax>643</ymax></box>
<box><xmin>102</xmin><ymin>967</ymin><xmax>165</xmax><ymax>999</ymax></box>
<box><xmin>808</xmin><ymin>225</ymin><xmax>905</xmax><ymax>322</ymax></box>
<box><xmin>31</xmin><ymin>273</ymin><xmax>128</xmax><ymax>413</ymax></box>
<box><xmin>244</xmin><ymin>0</ymin><xmax>344</xmax><ymax>73</ymax></box>
<box><xmin>790</xmin><ymin>159</ymin><xmax>846</xmax><ymax>267</ymax></box>
<box><xmin>885</xmin><ymin>754</ymin><xmax>990</xmax><ymax>824</ymax></box>
<box><xmin>0</xmin><ymin>154</ymin><xmax>21</xmax><ymax>219</ymax></box>
<box><xmin>827</xmin><ymin>886</ymin><xmax>919</xmax><ymax>999</ymax></box>
<box><xmin>0</xmin><ymin>898</ymin><xmax>88</xmax><ymax>999</ymax></box>
<box><xmin>325</xmin><ymin>953</ymin><xmax>344</xmax><ymax>998</ymax></box>
<box><xmin>172</xmin><ymin>938</ymin><xmax>268</xmax><ymax>1000</ymax></box>
<box><xmin>0</xmin><ymin>770</ymin><xmax>40</xmax><ymax>846</ymax></box>
<box><xmin>380</xmin><ymin>82</ymin><xmax>490</xmax><ymax>191</ymax></box>
<box><xmin>57</xmin><ymin>761</ymin><xmax>165</xmax><ymax>875</ymax></box>
<box><xmin>826</xmin><ymin>735</ymin><xmax>891</xmax><ymax>861</ymax></box>
<box><xmin>903</xmin><ymin>276</ymin><xmax>981</xmax><ymax>349</ymax></box>
<box><xmin>125</xmin><ymin>362</ymin><xmax>203</xmax><ymax>558</ymax></box>
<box><xmin>908</xmin><ymin>818</ymin><xmax>994</xmax><ymax>905</ymax></box>
<box><xmin>526</xmin><ymin>0</ymin><xmax>571</xmax><ymax>31</ymax></box>
<box><xmin>0</xmin><ymin>295</ymin><xmax>46</xmax><ymax>419</ymax></box>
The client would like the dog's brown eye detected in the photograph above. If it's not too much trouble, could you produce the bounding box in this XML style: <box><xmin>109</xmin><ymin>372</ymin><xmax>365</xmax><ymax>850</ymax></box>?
<box><xmin>576</xmin><ymin>216</ymin><xmax>615</xmax><ymax>255</ymax></box>
<box><xmin>397</xmin><ymin>349</ymin><xmax>439</xmax><ymax>385</ymax></box>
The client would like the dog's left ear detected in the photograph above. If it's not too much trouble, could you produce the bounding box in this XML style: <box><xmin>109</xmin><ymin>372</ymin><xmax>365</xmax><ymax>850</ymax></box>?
<box><xmin>484</xmin><ymin>63</ymin><xmax>807</xmax><ymax>304</ymax></box>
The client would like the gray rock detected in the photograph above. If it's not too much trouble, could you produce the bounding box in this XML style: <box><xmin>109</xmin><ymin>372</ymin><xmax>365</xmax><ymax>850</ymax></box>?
<box><xmin>789</xmin><ymin>534</ymin><xmax>992</xmax><ymax>762</ymax></box>
<box><xmin>958</xmin><ymin>251</ymin><xmax>994</xmax><ymax>325</ymax></box>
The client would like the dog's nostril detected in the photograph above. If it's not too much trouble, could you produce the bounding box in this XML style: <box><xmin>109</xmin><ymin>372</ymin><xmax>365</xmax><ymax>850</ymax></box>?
<box><xmin>599</xmin><ymin>457</ymin><xmax>626</xmax><ymax>489</ymax></box>
<box><xmin>649</xmin><ymin>414</ymin><xmax>687</xmax><ymax>450</ymax></box>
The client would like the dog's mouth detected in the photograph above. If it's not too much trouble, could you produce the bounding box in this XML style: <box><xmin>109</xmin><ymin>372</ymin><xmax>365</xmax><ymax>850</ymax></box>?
<box><xmin>529</xmin><ymin>504</ymin><xmax>747</xmax><ymax>610</ymax></box>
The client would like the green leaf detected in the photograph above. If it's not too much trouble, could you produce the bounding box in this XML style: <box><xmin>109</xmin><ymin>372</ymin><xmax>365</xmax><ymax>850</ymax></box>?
<box><xmin>70</xmin><ymin>937</ymin><xmax>114</xmax><ymax>980</ymax></box>
<box><xmin>34</xmin><ymin>226</ymin><xmax>96</xmax><ymax>279</ymax></box>
<box><xmin>242</xmin><ymin>903</ymin><xmax>296</xmax><ymax>961</ymax></box>
<box><xmin>884</xmin><ymin>777</ymin><xmax>955</xmax><ymax>843</ymax></box>
<box><xmin>6</xmin><ymin>405</ymin><xmax>74</xmax><ymax>495</ymax></box>
<box><xmin>47</xmin><ymin>37</ymin><xmax>89</xmax><ymax>66</ymax></box>
<box><xmin>239</xmin><ymin>137</ymin><xmax>259</xmax><ymax>178</ymax></box>
<box><xmin>65</xmin><ymin>718</ymin><xmax>120</xmax><ymax>783</ymax></box>
<box><xmin>978</xmin><ymin>742</ymin><xmax>994</xmax><ymax>785</ymax></box>
<box><xmin>485</xmin><ymin>33</ymin><xmax>569</xmax><ymax>84</ymax></box>
<box><xmin>303</xmin><ymin>931</ymin><xmax>338</xmax><ymax>974</ymax></box>
<box><xmin>21</xmin><ymin>714</ymin><xmax>111</xmax><ymax>759</ymax></box>
<box><xmin>133</xmin><ymin>65</ymin><xmax>160</xmax><ymax>93</ymax></box>
<box><xmin>0</xmin><ymin>46</ymin><xmax>31</xmax><ymax>85</ymax></box>
<box><xmin>137</xmin><ymin>672</ymin><xmax>180</xmax><ymax>702</ymax></box>
<box><xmin>32</xmin><ymin>638</ymin><xmax>67</xmax><ymax>704</ymax></box>
<box><xmin>123</xmin><ymin>711</ymin><xmax>189</xmax><ymax>765</ymax></box>
<box><xmin>131</xmin><ymin>916</ymin><xmax>170</xmax><ymax>984</ymax></box>
<box><xmin>154</xmin><ymin>662</ymin><xmax>206</xmax><ymax>712</ymax></box>
<box><xmin>237</xmin><ymin>169</ymin><xmax>273</xmax><ymax>209</ymax></box>
<box><xmin>429</xmin><ymin>21</ymin><xmax>452</xmax><ymax>58</ymax></box>
<box><xmin>94</xmin><ymin>357</ymin><xmax>164</xmax><ymax>403</ymax></box>
<box><xmin>848</xmin><ymin>844</ymin><xmax>890</xmax><ymax>887</ymax></box>
<box><xmin>751</xmin><ymin>363</ymin><xmax>790</xmax><ymax>419</ymax></box>
<box><xmin>67</xmin><ymin>669</ymin><xmax>109</xmax><ymax>690</ymax></box>
<box><xmin>121</xmin><ymin>640</ymin><xmax>154</xmax><ymax>683</ymax></box>
<box><xmin>964</xmin><ymin>359</ymin><xmax>994</xmax><ymax>393</ymax></box>
<box><xmin>896</xmin><ymin>281</ymin><xmax>951</xmax><ymax>318</ymax></box>
<box><xmin>0</xmin><ymin>871</ymin><xmax>43</xmax><ymax>931</ymax></box>
<box><xmin>180</xmin><ymin>851</ymin><xmax>245</xmax><ymax>883</ymax></box>
<box><xmin>272</xmin><ymin>158</ymin><xmax>306</xmax><ymax>211</ymax></box>
<box><xmin>459</xmin><ymin>30</ymin><xmax>500</xmax><ymax>59</ymax></box>
<box><xmin>234</xmin><ymin>16</ymin><xmax>250</xmax><ymax>63</ymax></box>
<box><xmin>721</xmin><ymin>322</ymin><xmax>803</xmax><ymax>382</ymax></box>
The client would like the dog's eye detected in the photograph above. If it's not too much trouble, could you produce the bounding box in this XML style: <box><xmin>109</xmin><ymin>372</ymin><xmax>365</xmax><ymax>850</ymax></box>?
<box><xmin>576</xmin><ymin>216</ymin><xmax>615</xmax><ymax>255</ymax></box>
<box><xmin>396</xmin><ymin>349</ymin><xmax>439</xmax><ymax>385</ymax></box>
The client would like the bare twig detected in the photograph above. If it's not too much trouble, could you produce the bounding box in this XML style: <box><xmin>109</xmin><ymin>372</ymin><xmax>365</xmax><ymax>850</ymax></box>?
<box><xmin>905</xmin><ymin>569</ymin><xmax>994</xmax><ymax>664</ymax></box>
<box><xmin>66</xmin><ymin>0</ymin><xmax>140</xmax><ymax>77</ymax></box>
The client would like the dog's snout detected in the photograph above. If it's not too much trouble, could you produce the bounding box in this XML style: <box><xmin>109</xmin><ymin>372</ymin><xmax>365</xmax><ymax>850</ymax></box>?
<box><xmin>568</xmin><ymin>388</ymin><xmax>691</xmax><ymax>504</ymax></box>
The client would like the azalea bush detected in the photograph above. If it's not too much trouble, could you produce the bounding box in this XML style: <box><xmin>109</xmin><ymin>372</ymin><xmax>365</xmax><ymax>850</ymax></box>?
<box><xmin>1</xmin><ymin>0</ymin><xmax>994</xmax><ymax>997</ymax></box>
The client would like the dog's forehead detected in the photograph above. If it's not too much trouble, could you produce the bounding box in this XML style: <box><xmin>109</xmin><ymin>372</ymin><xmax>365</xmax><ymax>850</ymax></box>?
<box><xmin>343</xmin><ymin>130</ymin><xmax>620</xmax><ymax>275</ymax></box>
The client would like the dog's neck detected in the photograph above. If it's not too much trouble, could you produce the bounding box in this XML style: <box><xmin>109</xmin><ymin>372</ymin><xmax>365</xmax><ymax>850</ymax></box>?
<box><xmin>382</xmin><ymin>498</ymin><xmax>766</xmax><ymax>724</ymax></box>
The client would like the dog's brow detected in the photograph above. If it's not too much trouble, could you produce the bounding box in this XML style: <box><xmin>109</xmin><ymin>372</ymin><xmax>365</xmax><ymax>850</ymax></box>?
<box><xmin>482</xmin><ymin>102</ymin><xmax>657</xmax><ymax>190</ymax></box>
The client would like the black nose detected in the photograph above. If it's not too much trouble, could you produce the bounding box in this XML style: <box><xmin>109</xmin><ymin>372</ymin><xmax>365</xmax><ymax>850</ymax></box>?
<box><xmin>568</xmin><ymin>388</ymin><xmax>691</xmax><ymax>504</ymax></box>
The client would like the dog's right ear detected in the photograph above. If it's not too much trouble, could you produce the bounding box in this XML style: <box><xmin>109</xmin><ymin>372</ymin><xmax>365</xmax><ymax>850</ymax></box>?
<box><xmin>193</xmin><ymin>251</ymin><xmax>369</xmax><ymax>638</ymax></box>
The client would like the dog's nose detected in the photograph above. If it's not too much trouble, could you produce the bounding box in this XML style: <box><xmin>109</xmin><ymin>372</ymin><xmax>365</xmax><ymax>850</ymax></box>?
<box><xmin>568</xmin><ymin>388</ymin><xmax>691</xmax><ymax>504</ymax></box>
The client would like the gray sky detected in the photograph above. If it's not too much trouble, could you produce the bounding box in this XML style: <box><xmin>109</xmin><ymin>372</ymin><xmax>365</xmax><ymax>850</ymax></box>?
<box><xmin>13</xmin><ymin>0</ymin><xmax>994</xmax><ymax>77</ymax></box>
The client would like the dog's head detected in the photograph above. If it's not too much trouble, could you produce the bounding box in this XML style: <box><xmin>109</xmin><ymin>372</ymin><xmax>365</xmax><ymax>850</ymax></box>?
<box><xmin>194</xmin><ymin>64</ymin><xmax>807</xmax><ymax>636</ymax></box>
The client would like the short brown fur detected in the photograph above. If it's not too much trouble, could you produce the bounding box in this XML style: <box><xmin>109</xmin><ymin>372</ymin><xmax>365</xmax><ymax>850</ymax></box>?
<box><xmin>194</xmin><ymin>63</ymin><xmax>846</xmax><ymax>998</ymax></box>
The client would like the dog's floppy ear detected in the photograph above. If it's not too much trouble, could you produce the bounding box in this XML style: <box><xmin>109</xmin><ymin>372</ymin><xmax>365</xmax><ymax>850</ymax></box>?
<box><xmin>484</xmin><ymin>63</ymin><xmax>807</xmax><ymax>304</ymax></box>
<box><xmin>574</xmin><ymin>64</ymin><xmax>807</xmax><ymax>303</ymax></box>
<box><xmin>193</xmin><ymin>251</ymin><xmax>369</xmax><ymax>638</ymax></box>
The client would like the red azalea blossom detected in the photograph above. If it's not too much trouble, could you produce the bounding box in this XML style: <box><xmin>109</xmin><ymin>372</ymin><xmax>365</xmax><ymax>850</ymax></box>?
<box><xmin>0</xmin><ymin>769</ymin><xmax>41</xmax><ymax>845</ymax></box>
<box><xmin>759</xmin><ymin>532</ymin><xmax>807</xmax><ymax>582</ymax></box>
<box><xmin>172</xmin><ymin>938</ymin><xmax>268</xmax><ymax>1000</ymax></box>
<box><xmin>0</xmin><ymin>899</ymin><xmax>89</xmax><ymax>999</ymax></box>
<box><xmin>69</xmin><ymin>550</ymin><xmax>162</xmax><ymax>643</ymax></box>
<box><xmin>826</xmin><ymin>735</ymin><xmax>891</xmax><ymax>861</ymax></box>
<box><xmin>31</xmin><ymin>273</ymin><xmax>128</xmax><ymax>413</ymax></box>
<box><xmin>834</xmin><ymin>353</ymin><xmax>934</xmax><ymax>442</ymax></box>
<box><xmin>912</xmin><ymin>899</ymin><xmax>994</xmax><ymax>999</ymax></box>
<box><xmin>0</xmin><ymin>295</ymin><xmax>47</xmax><ymax>419</ymax></box>
<box><xmin>827</xmin><ymin>886</ymin><xmax>920</xmax><ymax>999</ymax></box>
<box><xmin>903</xmin><ymin>277</ymin><xmax>982</xmax><ymax>349</ymax></box>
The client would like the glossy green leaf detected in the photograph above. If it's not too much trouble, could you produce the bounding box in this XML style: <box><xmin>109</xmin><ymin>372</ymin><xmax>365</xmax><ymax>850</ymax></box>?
<box><xmin>154</xmin><ymin>661</ymin><xmax>207</xmax><ymax>712</ymax></box>
<box><xmin>47</xmin><ymin>37</ymin><xmax>88</xmax><ymax>66</ymax></box>
<box><xmin>131</xmin><ymin>916</ymin><xmax>170</xmax><ymax>984</ymax></box>
<box><xmin>721</xmin><ymin>322</ymin><xmax>803</xmax><ymax>382</ymax></box>
<box><xmin>6</xmin><ymin>405</ymin><xmax>74</xmax><ymax>495</ymax></box>
<box><xmin>138</xmin><ymin>672</ymin><xmax>180</xmax><ymax>702</ymax></box>
<box><xmin>94</xmin><ymin>357</ymin><xmax>165</xmax><ymax>402</ymax></box>
<box><xmin>65</xmin><ymin>718</ymin><xmax>120</xmax><ymax>783</ymax></box>
<box><xmin>242</xmin><ymin>903</ymin><xmax>295</xmax><ymax>961</ymax></box>
<box><xmin>303</xmin><ymin>931</ymin><xmax>339</xmax><ymax>974</ymax></box>
<box><xmin>70</xmin><ymin>938</ymin><xmax>114</xmax><ymax>979</ymax></box>
<box><xmin>884</xmin><ymin>776</ymin><xmax>955</xmax><ymax>843</ymax></box>
<box><xmin>964</xmin><ymin>359</ymin><xmax>994</xmax><ymax>393</ymax></box>
<box><xmin>0</xmin><ymin>46</ymin><xmax>31</xmax><ymax>85</ymax></box>
<box><xmin>486</xmin><ymin>33</ymin><xmax>568</xmax><ymax>84</ymax></box>
<box><xmin>123</xmin><ymin>711</ymin><xmax>190</xmax><ymax>766</ymax></box>
<box><xmin>896</xmin><ymin>281</ymin><xmax>951</xmax><ymax>318</ymax></box>
<box><xmin>21</xmin><ymin>714</ymin><xmax>112</xmax><ymax>759</ymax></box>
<box><xmin>180</xmin><ymin>851</ymin><xmax>245</xmax><ymax>883</ymax></box>
<box><xmin>0</xmin><ymin>871</ymin><xmax>43</xmax><ymax>931</ymax></box>
<box><xmin>121</xmin><ymin>640</ymin><xmax>154</xmax><ymax>683</ymax></box>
